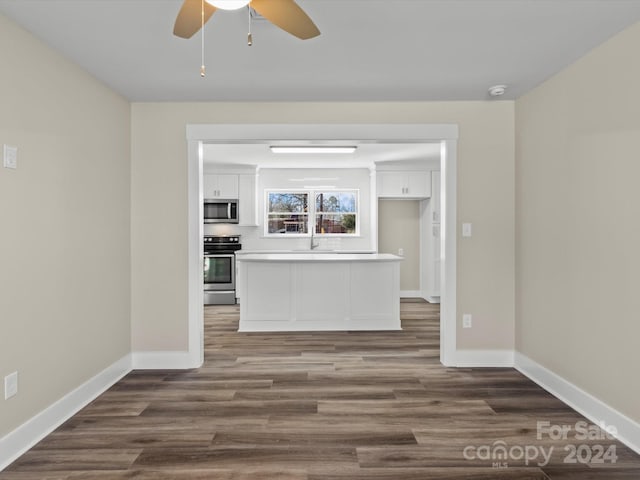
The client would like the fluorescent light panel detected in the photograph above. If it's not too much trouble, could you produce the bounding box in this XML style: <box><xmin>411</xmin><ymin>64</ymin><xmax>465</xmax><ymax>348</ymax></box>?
<box><xmin>270</xmin><ymin>146</ymin><xmax>357</xmax><ymax>154</ymax></box>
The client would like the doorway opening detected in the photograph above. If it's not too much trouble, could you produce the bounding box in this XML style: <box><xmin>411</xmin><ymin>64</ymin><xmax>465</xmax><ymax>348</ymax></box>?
<box><xmin>185</xmin><ymin>124</ymin><xmax>458</xmax><ymax>367</ymax></box>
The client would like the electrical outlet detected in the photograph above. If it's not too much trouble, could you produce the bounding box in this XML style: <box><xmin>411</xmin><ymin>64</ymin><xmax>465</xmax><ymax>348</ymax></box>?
<box><xmin>462</xmin><ymin>314</ymin><xmax>472</xmax><ymax>329</ymax></box>
<box><xmin>3</xmin><ymin>145</ymin><xmax>18</xmax><ymax>169</ymax></box>
<box><xmin>4</xmin><ymin>371</ymin><xmax>18</xmax><ymax>400</ymax></box>
<box><xmin>398</xmin><ymin>248</ymin><xmax>404</xmax><ymax>256</ymax></box>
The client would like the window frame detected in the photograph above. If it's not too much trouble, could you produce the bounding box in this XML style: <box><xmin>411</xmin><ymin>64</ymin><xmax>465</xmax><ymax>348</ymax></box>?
<box><xmin>264</xmin><ymin>190</ymin><xmax>310</xmax><ymax>237</ymax></box>
<box><xmin>264</xmin><ymin>189</ymin><xmax>360</xmax><ymax>237</ymax></box>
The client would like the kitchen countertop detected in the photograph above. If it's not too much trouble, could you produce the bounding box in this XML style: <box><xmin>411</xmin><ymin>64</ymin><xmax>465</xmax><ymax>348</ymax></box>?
<box><xmin>235</xmin><ymin>250</ymin><xmax>376</xmax><ymax>255</ymax></box>
<box><xmin>236</xmin><ymin>252</ymin><xmax>402</xmax><ymax>262</ymax></box>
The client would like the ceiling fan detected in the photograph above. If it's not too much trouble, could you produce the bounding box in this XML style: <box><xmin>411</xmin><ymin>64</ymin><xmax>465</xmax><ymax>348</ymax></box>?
<box><xmin>173</xmin><ymin>0</ymin><xmax>321</xmax><ymax>41</ymax></box>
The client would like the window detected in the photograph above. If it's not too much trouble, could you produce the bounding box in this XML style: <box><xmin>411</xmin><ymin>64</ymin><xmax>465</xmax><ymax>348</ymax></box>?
<box><xmin>266</xmin><ymin>192</ymin><xmax>309</xmax><ymax>234</ymax></box>
<box><xmin>314</xmin><ymin>191</ymin><xmax>357</xmax><ymax>234</ymax></box>
<box><xmin>266</xmin><ymin>190</ymin><xmax>358</xmax><ymax>236</ymax></box>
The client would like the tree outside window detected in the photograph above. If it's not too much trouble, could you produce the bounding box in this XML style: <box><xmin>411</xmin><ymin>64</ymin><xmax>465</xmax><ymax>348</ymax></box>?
<box><xmin>314</xmin><ymin>191</ymin><xmax>358</xmax><ymax>234</ymax></box>
<box><xmin>266</xmin><ymin>192</ymin><xmax>309</xmax><ymax>234</ymax></box>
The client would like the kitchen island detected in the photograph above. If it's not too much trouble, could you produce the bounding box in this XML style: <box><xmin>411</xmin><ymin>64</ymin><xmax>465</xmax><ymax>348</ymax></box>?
<box><xmin>236</xmin><ymin>252</ymin><xmax>402</xmax><ymax>332</ymax></box>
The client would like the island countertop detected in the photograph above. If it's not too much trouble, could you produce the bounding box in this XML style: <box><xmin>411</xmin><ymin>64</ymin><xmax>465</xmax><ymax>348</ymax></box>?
<box><xmin>236</xmin><ymin>252</ymin><xmax>402</xmax><ymax>262</ymax></box>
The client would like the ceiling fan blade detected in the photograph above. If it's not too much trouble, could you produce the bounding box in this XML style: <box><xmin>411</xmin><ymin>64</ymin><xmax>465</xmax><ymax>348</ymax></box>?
<box><xmin>173</xmin><ymin>0</ymin><xmax>217</xmax><ymax>39</ymax></box>
<box><xmin>251</xmin><ymin>0</ymin><xmax>320</xmax><ymax>40</ymax></box>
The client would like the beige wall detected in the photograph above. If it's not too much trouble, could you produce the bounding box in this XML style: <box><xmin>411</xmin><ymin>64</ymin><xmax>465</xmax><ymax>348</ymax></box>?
<box><xmin>0</xmin><ymin>14</ymin><xmax>131</xmax><ymax>437</ymax></box>
<box><xmin>131</xmin><ymin>101</ymin><xmax>515</xmax><ymax>352</ymax></box>
<box><xmin>378</xmin><ymin>200</ymin><xmax>420</xmax><ymax>291</ymax></box>
<box><xmin>515</xmin><ymin>23</ymin><xmax>640</xmax><ymax>422</ymax></box>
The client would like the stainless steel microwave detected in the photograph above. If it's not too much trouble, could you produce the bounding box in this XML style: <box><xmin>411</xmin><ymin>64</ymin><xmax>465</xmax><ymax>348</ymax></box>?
<box><xmin>204</xmin><ymin>199</ymin><xmax>239</xmax><ymax>224</ymax></box>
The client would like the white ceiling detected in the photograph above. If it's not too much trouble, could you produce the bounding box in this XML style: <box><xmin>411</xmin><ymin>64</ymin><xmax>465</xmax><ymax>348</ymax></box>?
<box><xmin>1</xmin><ymin>0</ymin><xmax>640</xmax><ymax>102</ymax></box>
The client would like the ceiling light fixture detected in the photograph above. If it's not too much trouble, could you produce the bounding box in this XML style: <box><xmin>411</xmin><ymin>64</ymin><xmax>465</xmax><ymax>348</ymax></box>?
<box><xmin>206</xmin><ymin>0</ymin><xmax>251</xmax><ymax>10</ymax></box>
<box><xmin>270</xmin><ymin>146</ymin><xmax>358</xmax><ymax>154</ymax></box>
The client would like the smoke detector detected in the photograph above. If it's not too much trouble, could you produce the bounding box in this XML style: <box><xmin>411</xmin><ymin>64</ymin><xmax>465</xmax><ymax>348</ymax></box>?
<box><xmin>488</xmin><ymin>85</ymin><xmax>507</xmax><ymax>97</ymax></box>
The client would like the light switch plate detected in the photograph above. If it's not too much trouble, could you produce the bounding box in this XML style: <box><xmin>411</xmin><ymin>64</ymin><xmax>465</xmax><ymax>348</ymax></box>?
<box><xmin>3</xmin><ymin>145</ymin><xmax>18</xmax><ymax>169</ymax></box>
<box><xmin>4</xmin><ymin>371</ymin><xmax>18</xmax><ymax>400</ymax></box>
<box><xmin>462</xmin><ymin>223</ymin><xmax>472</xmax><ymax>237</ymax></box>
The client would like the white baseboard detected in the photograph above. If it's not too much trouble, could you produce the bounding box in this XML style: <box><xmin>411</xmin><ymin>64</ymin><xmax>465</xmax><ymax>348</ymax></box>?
<box><xmin>515</xmin><ymin>352</ymin><xmax>640</xmax><ymax>455</ymax></box>
<box><xmin>0</xmin><ymin>354</ymin><xmax>132</xmax><ymax>471</ymax></box>
<box><xmin>132</xmin><ymin>351</ymin><xmax>201</xmax><ymax>370</ymax></box>
<box><xmin>455</xmin><ymin>349</ymin><xmax>514</xmax><ymax>367</ymax></box>
<box><xmin>400</xmin><ymin>290</ymin><xmax>423</xmax><ymax>298</ymax></box>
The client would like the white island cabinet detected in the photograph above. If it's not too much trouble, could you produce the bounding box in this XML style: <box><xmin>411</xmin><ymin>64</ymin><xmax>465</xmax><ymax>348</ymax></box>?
<box><xmin>236</xmin><ymin>253</ymin><xmax>402</xmax><ymax>332</ymax></box>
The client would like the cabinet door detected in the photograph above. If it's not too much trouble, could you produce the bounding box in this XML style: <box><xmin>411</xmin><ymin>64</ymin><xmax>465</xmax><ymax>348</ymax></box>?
<box><xmin>203</xmin><ymin>174</ymin><xmax>238</xmax><ymax>198</ymax></box>
<box><xmin>216</xmin><ymin>175</ymin><xmax>239</xmax><ymax>198</ymax></box>
<box><xmin>378</xmin><ymin>171</ymin><xmax>431</xmax><ymax>198</ymax></box>
<box><xmin>238</xmin><ymin>174</ymin><xmax>257</xmax><ymax>226</ymax></box>
<box><xmin>377</xmin><ymin>172</ymin><xmax>406</xmax><ymax>197</ymax></box>
<box><xmin>203</xmin><ymin>174</ymin><xmax>218</xmax><ymax>198</ymax></box>
<box><xmin>406</xmin><ymin>171</ymin><xmax>431</xmax><ymax>198</ymax></box>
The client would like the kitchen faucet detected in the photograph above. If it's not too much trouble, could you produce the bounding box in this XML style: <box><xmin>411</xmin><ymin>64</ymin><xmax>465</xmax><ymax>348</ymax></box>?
<box><xmin>310</xmin><ymin>229</ymin><xmax>319</xmax><ymax>250</ymax></box>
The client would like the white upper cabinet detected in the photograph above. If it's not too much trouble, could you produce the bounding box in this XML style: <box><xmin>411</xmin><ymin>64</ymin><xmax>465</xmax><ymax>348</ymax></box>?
<box><xmin>238</xmin><ymin>174</ymin><xmax>258</xmax><ymax>226</ymax></box>
<box><xmin>377</xmin><ymin>171</ymin><xmax>431</xmax><ymax>199</ymax></box>
<box><xmin>203</xmin><ymin>174</ymin><xmax>239</xmax><ymax>199</ymax></box>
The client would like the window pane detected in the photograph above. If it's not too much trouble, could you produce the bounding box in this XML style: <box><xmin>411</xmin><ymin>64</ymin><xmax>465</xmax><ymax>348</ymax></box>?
<box><xmin>315</xmin><ymin>192</ymin><xmax>356</xmax><ymax>213</ymax></box>
<box><xmin>268</xmin><ymin>214</ymin><xmax>308</xmax><ymax>234</ymax></box>
<box><xmin>315</xmin><ymin>214</ymin><xmax>356</xmax><ymax>234</ymax></box>
<box><xmin>268</xmin><ymin>193</ymin><xmax>308</xmax><ymax>213</ymax></box>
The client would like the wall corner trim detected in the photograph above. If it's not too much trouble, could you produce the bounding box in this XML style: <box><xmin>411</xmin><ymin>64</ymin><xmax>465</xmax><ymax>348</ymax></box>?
<box><xmin>0</xmin><ymin>354</ymin><xmax>132</xmax><ymax>472</ymax></box>
<box><xmin>455</xmin><ymin>349</ymin><xmax>514</xmax><ymax>367</ymax></box>
<box><xmin>132</xmin><ymin>351</ymin><xmax>202</xmax><ymax>370</ymax></box>
<box><xmin>515</xmin><ymin>351</ymin><xmax>640</xmax><ymax>455</ymax></box>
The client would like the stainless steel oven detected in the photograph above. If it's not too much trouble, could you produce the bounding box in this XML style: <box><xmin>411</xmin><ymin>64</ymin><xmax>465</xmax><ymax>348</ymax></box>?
<box><xmin>203</xmin><ymin>235</ymin><xmax>241</xmax><ymax>305</ymax></box>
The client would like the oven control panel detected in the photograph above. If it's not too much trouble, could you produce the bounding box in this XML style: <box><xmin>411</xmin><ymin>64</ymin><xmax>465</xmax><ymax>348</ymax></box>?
<box><xmin>204</xmin><ymin>236</ymin><xmax>240</xmax><ymax>244</ymax></box>
<box><xmin>204</xmin><ymin>235</ymin><xmax>242</xmax><ymax>253</ymax></box>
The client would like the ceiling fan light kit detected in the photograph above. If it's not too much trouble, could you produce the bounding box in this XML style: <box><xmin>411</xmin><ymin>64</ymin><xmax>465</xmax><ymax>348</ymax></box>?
<box><xmin>173</xmin><ymin>0</ymin><xmax>320</xmax><ymax>41</ymax></box>
<box><xmin>174</xmin><ymin>0</ymin><xmax>320</xmax><ymax>76</ymax></box>
<box><xmin>206</xmin><ymin>0</ymin><xmax>251</xmax><ymax>10</ymax></box>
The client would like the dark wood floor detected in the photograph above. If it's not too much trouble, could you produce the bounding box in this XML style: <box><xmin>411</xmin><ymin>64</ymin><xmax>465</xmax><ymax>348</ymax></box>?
<box><xmin>2</xmin><ymin>299</ymin><xmax>639</xmax><ymax>479</ymax></box>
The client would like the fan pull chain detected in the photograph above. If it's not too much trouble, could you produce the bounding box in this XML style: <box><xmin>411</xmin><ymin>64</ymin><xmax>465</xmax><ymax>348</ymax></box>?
<box><xmin>200</xmin><ymin>0</ymin><xmax>206</xmax><ymax>76</ymax></box>
<box><xmin>247</xmin><ymin>2</ymin><xmax>252</xmax><ymax>46</ymax></box>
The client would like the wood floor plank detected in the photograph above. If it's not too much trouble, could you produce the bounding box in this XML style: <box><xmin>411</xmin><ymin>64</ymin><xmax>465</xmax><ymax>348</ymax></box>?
<box><xmin>317</xmin><ymin>398</ymin><xmax>496</xmax><ymax>417</ymax></box>
<box><xmin>307</xmin><ymin>467</ymin><xmax>549</xmax><ymax>480</ymax></box>
<box><xmin>210</xmin><ymin>425</ymin><xmax>417</xmax><ymax>447</ymax></box>
<box><xmin>132</xmin><ymin>446</ymin><xmax>358</xmax><ymax>469</ymax></box>
<box><xmin>5</xmin><ymin>449</ymin><xmax>142</xmax><ymax>472</ymax></box>
<box><xmin>31</xmin><ymin>431</ymin><xmax>215</xmax><ymax>450</ymax></box>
